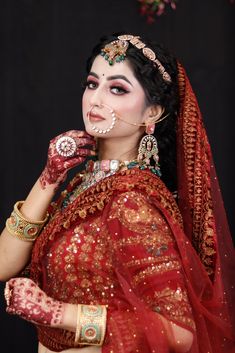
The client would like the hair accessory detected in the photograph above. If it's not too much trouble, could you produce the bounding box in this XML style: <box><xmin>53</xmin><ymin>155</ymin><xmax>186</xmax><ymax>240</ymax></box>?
<box><xmin>55</xmin><ymin>136</ymin><xmax>77</xmax><ymax>157</ymax></box>
<box><xmin>100</xmin><ymin>39</ymin><xmax>129</xmax><ymax>65</ymax></box>
<box><xmin>6</xmin><ymin>201</ymin><xmax>49</xmax><ymax>241</ymax></box>
<box><xmin>74</xmin><ymin>304</ymin><xmax>107</xmax><ymax>346</ymax></box>
<box><xmin>137</xmin><ymin>134</ymin><xmax>161</xmax><ymax>177</ymax></box>
<box><xmin>100</xmin><ymin>34</ymin><xmax>171</xmax><ymax>83</ymax></box>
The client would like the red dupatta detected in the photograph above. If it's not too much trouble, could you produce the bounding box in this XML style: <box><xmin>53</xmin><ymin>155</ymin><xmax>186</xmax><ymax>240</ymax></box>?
<box><xmin>176</xmin><ymin>63</ymin><xmax>235</xmax><ymax>347</ymax></box>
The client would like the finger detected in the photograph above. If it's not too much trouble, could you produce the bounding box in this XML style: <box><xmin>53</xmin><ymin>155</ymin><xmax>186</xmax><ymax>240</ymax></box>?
<box><xmin>6</xmin><ymin>306</ymin><xmax>16</xmax><ymax>314</ymax></box>
<box><xmin>65</xmin><ymin>130</ymin><xmax>94</xmax><ymax>139</ymax></box>
<box><xmin>63</xmin><ymin>152</ymin><xmax>95</xmax><ymax>170</ymax></box>
<box><xmin>7</xmin><ymin>278</ymin><xmax>18</xmax><ymax>287</ymax></box>
<box><xmin>4</xmin><ymin>283</ymin><xmax>12</xmax><ymax>306</ymax></box>
<box><xmin>75</xmin><ymin>137</ymin><xmax>96</xmax><ymax>148</ymax></box>
<box><xmin>76</xmin><ymin>148</ymin><xmax>97</xmax><ymax>157</ymax></box>
<box><xmin>50</xmin><ymin>130</ymin><xmax>92</xmax><ymax>145</ymax></box>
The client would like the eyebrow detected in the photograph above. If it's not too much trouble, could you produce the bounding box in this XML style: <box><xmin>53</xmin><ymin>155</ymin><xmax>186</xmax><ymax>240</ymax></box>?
<box><xmin>88</xmin><ymin>72</ymin><xmax>133</xmax><ymax>86</ymax></box>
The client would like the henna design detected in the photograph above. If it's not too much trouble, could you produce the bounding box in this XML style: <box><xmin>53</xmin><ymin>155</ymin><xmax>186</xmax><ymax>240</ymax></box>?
<box><xmin>5</xmin><ymin>278</ymin><xmax>65</xmax><ymax>327</ymax></box>
<box><xmin>39</xmin><ymin>130</ymin><xmax>96</xmax><ymax>189</ymax></box>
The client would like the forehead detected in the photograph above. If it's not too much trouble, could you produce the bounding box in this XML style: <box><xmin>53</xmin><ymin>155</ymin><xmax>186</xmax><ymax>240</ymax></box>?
<box><xmin>89</xmin><ymin>55</ymin><xmax>135</xmax><ymax>79</ymax></box>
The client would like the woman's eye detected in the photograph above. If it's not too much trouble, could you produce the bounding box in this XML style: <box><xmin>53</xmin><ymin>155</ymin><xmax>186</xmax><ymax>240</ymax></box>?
<box><xmin>110</xmin><ymin>86</ymin><xmax>128</xmax><ymax>95</ymax></box>
<box><xmin>86</xmin><ymin>81</ymin><xmax>98</xmax><ymax>89</ymax></box>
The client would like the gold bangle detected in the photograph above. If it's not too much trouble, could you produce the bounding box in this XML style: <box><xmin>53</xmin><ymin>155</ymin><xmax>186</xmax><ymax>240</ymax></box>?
<box><xmin>74</xmin><ymin>304</ymin><xmax>107</xmax><ymax>346</ymax></box>
<box><xmin>6</xmin><ymin>201</ymin><xmax>49</xmax><ymax>242</ymax></box>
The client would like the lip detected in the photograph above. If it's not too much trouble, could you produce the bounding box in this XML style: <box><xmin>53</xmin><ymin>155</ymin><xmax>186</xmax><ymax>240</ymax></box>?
<box><xmin>88</xmin><ymin>111</ymin><xmax>105</xmax><ymax>122</ymax></box>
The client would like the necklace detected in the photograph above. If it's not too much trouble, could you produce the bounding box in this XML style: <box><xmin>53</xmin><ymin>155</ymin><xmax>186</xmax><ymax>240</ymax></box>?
<box><xmin>61</xmin><ymin>159</ymin><xmax>139</xmax><ymax>209</ymax></box>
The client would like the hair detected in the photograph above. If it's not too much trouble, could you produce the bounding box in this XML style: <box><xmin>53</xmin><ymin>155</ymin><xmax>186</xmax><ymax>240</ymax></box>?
<box><xmin>86</xmin><ymin>33</ymin><xmax>179</xmax><ymax>192</ymax></box>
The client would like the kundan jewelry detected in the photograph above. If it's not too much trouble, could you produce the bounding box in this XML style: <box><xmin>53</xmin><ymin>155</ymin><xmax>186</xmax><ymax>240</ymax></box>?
<box><xmin>74</xmin><ymin>304</ymin><xmax>107</xmax><ymax>346</ymax></box>
<box><xmin>137</xmin><ymin>125</ymin><xmax>161</xmax><ymax>176</ymax></box>
<box><xmin>101</xmin><ymin>34</ymin><xmax>171</xmax><ymax>83</ymax></box>
<box><xmin>61</xmin><ymin>159</ymin><xmax>138</xmax><ymax>208</ymax></box>
<box><xmin>6</xmin><ymin>201</ymin><xmax>49</xmax><ymax>241</ymax></box>
<box><xmin>55</xmin><ymin>136</ymin><xmax>77</xmax><ymax>157</ymax></box>
<box><xmin>100</xmin><ymin>39</ymin><xmax>128</xmax><ymax>65</ymax></box>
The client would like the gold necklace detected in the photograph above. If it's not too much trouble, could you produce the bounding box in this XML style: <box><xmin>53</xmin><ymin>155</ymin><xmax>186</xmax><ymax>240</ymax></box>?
<box><xmin>61</xmin><ymin>159</ymin><xmax>139</xmax><ymax>208</ymax></box>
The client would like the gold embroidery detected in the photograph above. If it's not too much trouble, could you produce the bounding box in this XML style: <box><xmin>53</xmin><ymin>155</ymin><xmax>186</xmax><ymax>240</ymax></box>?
<box><xmin>45</xmin><ymin>216</ymin><xmax>116</xmax><ymax>304</ymax></box>
<box><xmin>125</xmin><ymin>254</ymin><xmax>178</xmax><ymax>268</ymax></box>
<box><xmin>109</xmin><ymin>192</ymin><xmax>173</xmax><ymax>236</ymax></box>
<box><xmin>133</xmin><ymin>260</ymin><xmax>181</xmax><ymax>285</ymax></box>
<box><xmin>35</xmin><ymin>169</ymin><xmax>182</xmax><ymax>256</ymax></box>
<box><xmin>178</xmin><ymin>63</ymin><xmax>217</xmax><ymax>277</ymax></box>
<box><xmin>149</xmin><ymin>286</ymin><xmax>195</xmax><ymax>330</ymax></box>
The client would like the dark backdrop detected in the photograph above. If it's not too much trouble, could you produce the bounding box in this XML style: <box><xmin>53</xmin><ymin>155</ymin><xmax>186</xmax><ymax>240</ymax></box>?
<box><xmin>0</xmin><ymin>1</ymin><xmax>234</xmax><ymax>352</ymax></box>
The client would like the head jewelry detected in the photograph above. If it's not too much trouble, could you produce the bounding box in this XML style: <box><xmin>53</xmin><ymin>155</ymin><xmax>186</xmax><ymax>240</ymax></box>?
<box><xmin>100</xmin><ymin>34</ymin><xmax>171</xmax><ymax>83</ymax></box>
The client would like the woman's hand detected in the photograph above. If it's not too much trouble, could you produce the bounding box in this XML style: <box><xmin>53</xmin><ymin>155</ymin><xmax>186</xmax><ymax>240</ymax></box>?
<box><xmin>39</xmin><ymin>130</ymin><xmax>96</xmax><ymax>189</ymax></box>
<box><xmin>4</xmin><ymin>278</ymin><xmax>65</xmax><ymax>326</ymax></box>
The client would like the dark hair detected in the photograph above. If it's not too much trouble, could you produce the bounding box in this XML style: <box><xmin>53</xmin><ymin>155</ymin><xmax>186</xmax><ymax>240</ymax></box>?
<box><xmin>86</xmin><ymin>33</ymin><xmax>179</xmax><ymax>192</ymax></box>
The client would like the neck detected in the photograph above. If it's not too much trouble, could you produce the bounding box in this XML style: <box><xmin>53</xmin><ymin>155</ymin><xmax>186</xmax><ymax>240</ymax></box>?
<box><xmin>97</xmin><ymin>135</ymin><xmax>141</xmax><ymax>161</ymax></box>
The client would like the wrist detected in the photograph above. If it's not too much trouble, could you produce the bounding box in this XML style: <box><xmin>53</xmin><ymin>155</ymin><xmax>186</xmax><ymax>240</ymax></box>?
<box><xmin>6</xmin><ymin>201</ymin><xmax>49</xmax><ymax>242</ymax></box>
<box><xmin>56</xmin><ymin>303</ymin><xmax>77</xmax><ymax>331</ymax></box>
<box><xmin>39</xmin><ymin>165</ymin><xmax>66</xmax><ymax>190</ymax></box>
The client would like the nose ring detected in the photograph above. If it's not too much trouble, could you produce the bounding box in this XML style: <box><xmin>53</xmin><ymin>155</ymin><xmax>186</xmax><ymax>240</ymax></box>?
<box><xmin>88</xmin><ymin>104</ymin><xmax>117</xmax><ymax>134</ymax></box>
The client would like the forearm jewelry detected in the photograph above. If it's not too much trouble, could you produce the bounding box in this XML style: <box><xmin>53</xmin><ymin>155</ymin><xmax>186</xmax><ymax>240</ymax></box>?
<box><xmin>75</xmin><ymin>304</ymin><xmax>107</xmax><ymax>346</ymax></box>
<box><xmin>6</xmin><ymin>201</ymin><xmax>49</xmax><ymax>241</ymax></box>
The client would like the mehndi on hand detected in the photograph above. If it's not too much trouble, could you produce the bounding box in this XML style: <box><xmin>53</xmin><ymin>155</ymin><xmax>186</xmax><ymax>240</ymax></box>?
<box><xmin>4</xmin><ymin>277</ymin><xmax>65</xmax><ymax>326</ymax></box>
<box><xmin>39</xmin><ymin>130</ymin><xmax>96</xmax><ymax>189</ymax></box>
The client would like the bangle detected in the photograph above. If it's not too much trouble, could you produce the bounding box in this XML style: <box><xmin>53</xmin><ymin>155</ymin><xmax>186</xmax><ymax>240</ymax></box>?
<box><xmin>5</xmin><ymin>201</ymin><xmax>49</xmax><ymax>242</ymax></box>
<box><xmin>75</xmin><ymin>304</ymin><xmax>107</xmax><ymax>346</ymax></box>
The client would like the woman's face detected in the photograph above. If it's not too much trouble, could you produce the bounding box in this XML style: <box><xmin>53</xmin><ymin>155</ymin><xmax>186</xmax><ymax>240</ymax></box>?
<box><xmin>82</xmin><ymin>55</ymin><xmax>151</xmax><ymax>139</ymax></box>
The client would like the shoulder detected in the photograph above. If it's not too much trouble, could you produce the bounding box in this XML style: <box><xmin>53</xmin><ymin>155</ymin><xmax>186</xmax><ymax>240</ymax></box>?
<box><xmin>107</xmin><ymin>190</ymin><xmax>171</xmax><ymax>237</ymax></box>
<box><xmin>109</xmin><ymin>190</ymin><xmax>162</xmax><ymax>221</ymax></box>
<box><xmin>105</xmin><ymin>168</ymin><xmax>183</xmax><ymax>227</ymax></box>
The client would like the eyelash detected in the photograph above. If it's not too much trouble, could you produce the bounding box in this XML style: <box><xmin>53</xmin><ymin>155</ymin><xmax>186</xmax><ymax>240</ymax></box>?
<box><xmin>85</xmin><ymin>80</ymin><xmax>129</xmax><ymax>95</ymax></box>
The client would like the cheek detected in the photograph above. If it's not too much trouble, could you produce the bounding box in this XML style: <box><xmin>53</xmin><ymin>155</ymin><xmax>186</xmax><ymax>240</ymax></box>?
<box><xmin>82</xmin><ymin>92</ymin><xmax>88</xmax><ymax>111</ymax></box>
<box><xmin>117</xmin><ymin>96</ymin><xmax>146</xmax><ymax>119</ymax></box>
<box><xmin>82</xmin><ymin>92</ymin><xmax>90</xmax><ymax>121</ymax></box>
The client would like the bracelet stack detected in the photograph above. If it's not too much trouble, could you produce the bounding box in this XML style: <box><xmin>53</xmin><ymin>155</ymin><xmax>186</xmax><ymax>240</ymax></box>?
<box><xmin>75</xmin><ymin>304</ymin><xmax>107</xmax><ymax>346</ymax></box>
<box><xmin>6</xmin><ymin>201</ymin><xmax>49</xmax><ymax>241</ymax></box>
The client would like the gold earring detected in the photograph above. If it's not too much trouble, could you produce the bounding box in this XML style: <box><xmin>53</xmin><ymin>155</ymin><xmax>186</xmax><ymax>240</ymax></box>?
<box><xmin>137</xmin><ymin>122</ymin><xmax>161</xmax><ymax>177</ymax></box>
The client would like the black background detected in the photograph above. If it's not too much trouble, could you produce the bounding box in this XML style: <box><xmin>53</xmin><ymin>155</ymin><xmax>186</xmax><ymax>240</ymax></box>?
<box><xmin>0</xmin><ymin>1</ymin><xmax>234</xmax><ymax>352</ymax></box>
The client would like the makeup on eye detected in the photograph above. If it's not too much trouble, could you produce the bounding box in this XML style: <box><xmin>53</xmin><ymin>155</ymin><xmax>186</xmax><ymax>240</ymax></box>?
<box><xmin>110</xmin><ymin>84</ymin><xmax>129</xmax><ymax>95</ymax></box>
<box><xmin>85</xmin><ymin>79</ymin><xmax>98</xmax><ymax>90</ymax></box>
<box><xmin>85</xmin><ymin>76</ymin><xmax>130</xmax><ymax>95</ymax></box>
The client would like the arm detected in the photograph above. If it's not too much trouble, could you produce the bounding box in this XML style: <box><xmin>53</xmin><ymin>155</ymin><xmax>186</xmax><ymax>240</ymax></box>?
<box><xmin>4</xmin><ymin>277</ymin><xmax>104</xmax><ymax>346</ymax></box>
<box><xmin>4</xmin><ymin>278</ymin><xmax>191</xmax><ymax>352</ymax></box>
<box><xmin>0</xmin><ymin>179</ymin><xmax>56</xmax><ymax>281</ymax></box>
<box><xmin>0</xmin><ymin>130</ymin><xmax>96</xmax><ymax>281</ymax></box>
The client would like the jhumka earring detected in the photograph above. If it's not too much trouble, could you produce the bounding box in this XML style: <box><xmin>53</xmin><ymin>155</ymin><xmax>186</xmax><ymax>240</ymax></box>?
<box><xmin>137</xmin><ymin>123</ymin><xmax>161</xmax><ymax>177</ymax></box>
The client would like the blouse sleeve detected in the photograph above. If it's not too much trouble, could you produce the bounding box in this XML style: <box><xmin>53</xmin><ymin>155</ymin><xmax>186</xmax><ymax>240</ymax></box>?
<box><xmin>105</xmin><ymin>190</ymin><xmax>196</xmax><ymax>333</ymax></box>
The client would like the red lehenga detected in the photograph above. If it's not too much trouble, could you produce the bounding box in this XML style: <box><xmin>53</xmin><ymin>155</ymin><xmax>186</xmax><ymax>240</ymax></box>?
<box><xmin>29</xmin><ymin>64</ymin><xmax>235</xmax><ymax>352</ymax></box>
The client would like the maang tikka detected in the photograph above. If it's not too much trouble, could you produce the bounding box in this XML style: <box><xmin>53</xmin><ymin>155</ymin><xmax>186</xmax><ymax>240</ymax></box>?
<box><xmin>137</xmin><ymin>122</ymin><xmax>161</xmax><ymax>177</ymax></box>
